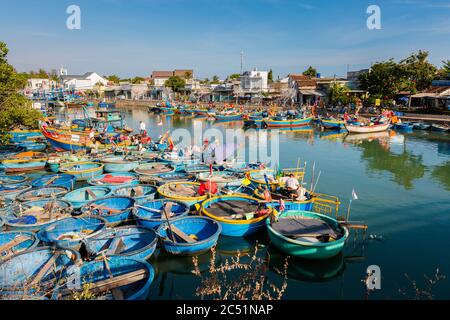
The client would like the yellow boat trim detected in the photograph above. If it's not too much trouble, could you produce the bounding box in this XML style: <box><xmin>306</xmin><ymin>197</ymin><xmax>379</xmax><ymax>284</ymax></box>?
<box><xmin>157</xmin><ymin>182</ymin><xmax>207</xmax><ymax>201</ymax></box>
<box><xmin>201</xmin><ymin>195</ymin><xmax>274</xmax><ymax>225</ymax></box>
<box><xmin>253</xmin><ymin>188</ymin><xmax>314</xmax><ymax>205</ymax></box>
<box><xmin>248</xmin><ymin>169</ymin><xmax>279</xmax><ymax>186</ymax></box>
<box><xmin>60</xmin><ymin>162</ymin><xmax>105</xmax><ymax>174</ymax></box>
<box><xmin>2</xmin><ymin>158</ymin><xmax>48</xmax><ymax>164</ymax></box>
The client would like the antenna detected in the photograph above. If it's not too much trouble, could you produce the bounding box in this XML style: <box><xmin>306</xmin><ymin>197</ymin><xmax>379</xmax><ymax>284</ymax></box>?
<box><xmin>240</xmin><ymin>51</ymin><xmax>244</xmax><ymax>74</ymax></box>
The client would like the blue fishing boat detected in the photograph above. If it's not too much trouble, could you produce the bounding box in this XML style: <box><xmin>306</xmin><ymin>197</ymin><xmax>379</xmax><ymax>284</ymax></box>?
<box><xmin>0</xmin><ymin>184</ymin><xmax>32</xmax><ymax>200</ymax></box>
<box><xmin>37</xmin><ymin>216</ymin><xmax>107</xmax><ymax>249</ymax></box>
<box><xmin>2</xmin><ymin>152</ymin><xmax>48</xmax><ymax>173</ymax></box>
<box><xmin>201</xmin><ymin>195</ymin><xmax>274</xmax><ymax>237</ymax></box>
<box><xmin>86</xmin><ymin>226</ymin><xmax>158</xmax><ymax>260</ymax></box>
<box><xmin>184</xmin><ymin>164</ymin><xmax>214</xmax><ymax>175</ymax></box>
<box><xmin>59</xmin><ymin>161</ymin><xmax>104</xmax><ymax>181</ymax></box>
<box><xmin>266</xmin><ymin>210</ymin><xmax>349</xmax><ymax>260</ymax></box>
<box><xmin>0</xmin><ymin>174</ymin><xmax>28</xmax><ymax>185</ymax></box>
<box><xmin>0</xmin><ymin>247</ymin><xmax>80</xmax><ymax>295</ymax></box>
<box><xmin>430</xmin><ymin>123</ymin><xmax>450</xmax><ymax>132</ymax></box>
<box><xmin>152</xmin><ymin>171</ymin><xmax>194</xmax><ymax>185</ymax></box>
<box><xmin>80</xmin><ymin>196</ymin><xmax>135</xmax><ymax>226</ymax></box>
<box><xmin>16</xmin><ymin>186</ymin><xmax>69</xmax><ymax>202</ymax></box>
<box><xmin>102</xmin><ymin>156</ymin><xmax>141</xmax><ymax>173</ymax></box>
<box><xmin>114</xmin><ymin>185</ymin><xmax>157</xmax><ymax>205</ymax></box>
<box><xmin>31</xmin><ymin>174</ymin><xmax>76</xmax><ymax>190</ymax></box>
<box><xmin>263</xmin><ymin>116</ymin><xmax>313</xmax><ymax>128</ymax></box>
<box><xmin>267</xmin><ymin>200</ymin><xmax>314</xmax><ymax>212</ymax></box>
<box><xmin>133</xmin><ymin>199</ymin><xmax>190</xmax><ymax>229</ymax></box>
<box><xmin>157</xmin><ymin>153</ymin><xmax>201</xmax><ymax>168</ymax></box>
<box><xmin>3</xmin><ymin>199</ymin><xmax>72</xmax><ymax>232</ymax></box>
<box><xmin>393</xmin><ymin>122</ymin><xmax>414</xmax><ymax>131</ymax></box>
<box><xmin>197</xmin><ymin>171</ymin><xmax>244</xmax><ymax>188</ymax></box>
<box><xmin>8</xmin><ymin>130</ymin><xmax>43</xmax><ymax>143</ymax></box>
<box><xmin>16</xmin><ymin>142</ymin><xmax>47</xmax><ymax>152</ymax></box>
<box><xmin>63</xmin><ymin>186</ymin><xmax>113</xmax><ymax>209</ymax></box>
<box><xmin>98</xmin><ymin>102</ymin><xmax>116</xmax><ymax>108</ymax></box>
<box><xmin>87</xmin><ymin>172</ymin><xmax>140</xmax><ymax>190</ymax></box>
<box><xmin>412</xmin><ymin>122</ymin><xmax>431</xmax><ymax>130</ymax></box>
<box><xmin>214</xmin><ymin>113</ymin><xmax>243</xmax><ymax>122</ymax></box>
<box><xmin>320</xmin><ymin>119</ymin><xmax>346</xmax><ymax>130</ymax></box>
<box><xmin>219</xmin><ymin>185</ymin><xmax>255</xmax><ymax>196</ymax></box>
<box><xmin>134</xmin><ymin>163</ymin><xmax>176</xmax><ymax>177</ymax></box>
<box><xmin>0</xmin><ymin>231</ymin><xmax>39</xmax><ymax>261</ymax></box>
<box><xmin>52</xmin><ymin>256</ymin><xmax>154</xmax><ymax>300</ymax></box>
<box><xmin>156</xmin><ymin>216</ymin><xmax>221</xmax><ymax>256</ymax></box>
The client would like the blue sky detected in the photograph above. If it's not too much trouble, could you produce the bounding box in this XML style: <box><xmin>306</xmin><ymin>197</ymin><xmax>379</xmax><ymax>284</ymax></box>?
<box><xmin>1</xmin><ymin>0</ymin><xmax>449</xmax><ymax>79</ymax></box>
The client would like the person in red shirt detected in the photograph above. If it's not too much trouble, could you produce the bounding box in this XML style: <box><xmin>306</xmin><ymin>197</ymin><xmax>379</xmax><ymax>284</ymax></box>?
<box><xmin>198</xmin><ymin>181</ymin><xmax>218</xmax><ymax>196</ymax></box>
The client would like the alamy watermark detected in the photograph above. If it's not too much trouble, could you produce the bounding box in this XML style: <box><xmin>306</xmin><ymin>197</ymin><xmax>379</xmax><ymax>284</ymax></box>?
<box><xmin>365</xmin><ymin>265</ymin><xmax>381</xmax><ymax>290</ymax></box>
<box><xmin>66</xmin><ymin>5</ymin><xmax>81</xmax><ymax>30</ymax></box>
<box><xmin>367</xmin><ymin>5</ymin><xmax>381</xmax><ymax>30</ymax></box>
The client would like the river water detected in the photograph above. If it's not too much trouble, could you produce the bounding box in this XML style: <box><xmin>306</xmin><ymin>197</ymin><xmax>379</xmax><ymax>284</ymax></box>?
<box><xmin>117</xmin><ymin>106</ymin><xmax>450</xmax><ymax>300</ymax></box>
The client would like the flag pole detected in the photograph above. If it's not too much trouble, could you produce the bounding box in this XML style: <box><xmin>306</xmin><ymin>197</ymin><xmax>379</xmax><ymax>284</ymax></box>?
<box><xmin>346</xmin><ymin>199</ymin><xmax>352</xmax><ymax>222</ymax></box>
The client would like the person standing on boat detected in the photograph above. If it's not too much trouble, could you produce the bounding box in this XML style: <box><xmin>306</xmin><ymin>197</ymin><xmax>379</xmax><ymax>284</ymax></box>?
<box><xmin>139</xmin><ymin>121</ymin><xmax>146</xmax><ymax>135</ymax></box>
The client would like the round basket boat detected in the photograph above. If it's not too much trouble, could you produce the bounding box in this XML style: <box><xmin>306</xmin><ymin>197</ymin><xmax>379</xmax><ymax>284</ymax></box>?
<box><xmin>133</xmin><ymin>199</ymin><xmax>190</xmax><ymax>229</ymax></box>
<box><xmin>52</xmin><ymin>256</ymin><xmax>154</xmax><ymax>300</ymax></box>
<box><xmin>0</xmin><ymin>247</ymin><xmax>80</xmax><ymax>296</ymax></box>
<box><xmin>0</xmin><ymin>231</ymin><xmax>40</xmax><ymax>262</ymax></box>
<box><xmin>201</xmin><ymin>195</ymin><xmax>274</xmax><ymax>237</ymax></box>
<box><xmin>114</xmin><ymin>185</ymin><xmax>157</xmax><ymax>205</ymax></box>
<box><xmin>0</xmin><ymin>174</ymin><xmax>28</xmax><ymax>185</ymax></box>
<box><xmin>101</xmin><ymin>156</ymin><xmax>141</xmax><ymax>173</ymax></box>
<box><xmin>59</xmin><ymin>161</ymin><xmax>104</xmax><ymax>182</ymax></box>
<box><xmin>156</xmin><ymin>216</ymin><xmax>221</xmax><ymax>256</ymax></box>
<box><xmin>3</xmin><ymin>199</ymin><xmax>73</xmax><ymax>232</ymax></box>
<box><xmin>134</xmin><ymin>163</ymin><xmax>175</xmax><ymax>177</ymax></box>
<box><xmin>248</xmin><ymin>170</ymin><xmax>279</xmax><ymax>192</ymax></box>
<box><xmin>87</xmin><ymin>172</ymin><xmax>139</xmax><ymax>191</ymax></box>
<box><xmin>0</xmin><ymin>184</ymin><xmax>32</xmax><ymax>200</ymax></box>
<box><xmin>196</xmin><ymin>171</ymin><xmax>244</xmax><ymax>188</ymax></box>
<box><xmin>86</xmin><ymin>225</ymin><xmax>158</xmax><ymax>260</ymax></box>
<box><xmin>266</xmin><ymin>210</ymin><xmax>349</xmax><ymax>260</ymax></box>
<box><xmin>16</xmin><ymin>186</ymin><xmax>69</xmax><ymax>202</ymax></box>
<box><xmin>31</xmin><ymin>174</ymin><xmax>76</xmax><ymax>191</ymax></box>
<box><xmin>157</xmin><ymin>182</ymin><xmax>207</xmax><ymax>208</ymax></box>
<box><xmin>37</xmin><ymin>216</ymin><xmax>107</xmax><ymax>249</ymax></box>
<box><xmin>80</xmin><ymin>196</ymin><xmax>135</xmax><ymax>226</ymax></box>
<box><xmin>63</xmin><ymin>186</ymin><xmax>113</xmax><ymax>210</ymax></box>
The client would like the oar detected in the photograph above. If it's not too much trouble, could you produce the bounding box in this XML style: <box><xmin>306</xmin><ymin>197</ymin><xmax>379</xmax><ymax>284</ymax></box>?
<box><xmin>162</xmin><ymin>202</ymin><xmax>176</xmax><ymax>243</ymax></box>
<box><xmin>44</xmin><ymin>175</ymin><xmax>60</xmax><ymax>186</ymax></box>
<box><xmin>28</xmin><ymin>252</ymin><xmax>61</xmax><ymax>288</ymax></box>
<box><xmin>86</xmin><ymin>189</ymin><xmax>97</xmax><ymax>200</ymax></box>
<box><xmin>0</xmin><ymin>235</ymin><xmax>30</xmax><ymax>255</ymax></box>
<box><xmin>102</xmin><ymin>254</ymin><xmax>125</xmax><ymax>300</ymax></box>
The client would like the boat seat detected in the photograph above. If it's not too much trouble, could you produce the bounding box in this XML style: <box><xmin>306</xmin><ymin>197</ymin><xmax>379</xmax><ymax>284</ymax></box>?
<box><xmin>272</xmin><ymin>216</ymin><xmax>339</xmax><ymax>239</ymax></box>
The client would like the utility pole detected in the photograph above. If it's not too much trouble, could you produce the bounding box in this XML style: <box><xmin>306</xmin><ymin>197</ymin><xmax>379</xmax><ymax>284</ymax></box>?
<box><xmin>240</xmin><ymin>51</ymin><xmax>244</xmax><ymax>74</ymax></box>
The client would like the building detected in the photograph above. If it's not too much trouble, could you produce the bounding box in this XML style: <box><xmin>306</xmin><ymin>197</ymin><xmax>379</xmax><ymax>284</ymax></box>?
<box><xmin>60</xmin><ymin>72</ymin><xmax>108</xmax><ymax>91</ymax></box>
<box><xmin>240</xmin><ymin>69</ymin><xmax>269</xmax><ymax>96</ymax></box>
<box><xmin>288</xmin><ymin>74</ymin><xmax>324</xmax><ymax>105</ymax></box>
<box><xmin>410</xmin><ymin>86</ymin><xmax>450</xmax><ymax>110</ymax></box>
<box><xmin>150</xmin><ymin>70</ymin><xmax>194</xmax><ymax>87</ymax></box>
<box><xmin>25</xmin><ymin>78</ymin><xmax>57</xmax><ymax>92</ymax></box>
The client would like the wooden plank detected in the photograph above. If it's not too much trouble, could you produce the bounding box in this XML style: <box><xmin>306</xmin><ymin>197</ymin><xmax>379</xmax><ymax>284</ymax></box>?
<box><xmin>133</xmin><ymin>186</ymin><xmax>144</xmax><ymax>197</ymax></box>
<box><xmin>0</xmin><ymin>235</ymin><xmax>30</xmax><ymax>253</ymax></box>
<box><xmin>170</xmin><ymin>225</ymin><xmax>196</xmax><ymax>243</ymax></box>
<box><xmin>107</xmin><ymin>237</ymin><xmax>126</xmax><ymax>256</ymax></box>
<box><xmin>86</xmin><ymin>189</ymin><xmax>97</xmax><ymax>200</ymax></box>
<box><xmin>28</xmin><ymin>252</ymin><xmax>60</xmax><ymax>287</ymax></box>
<box><xmin>90</xmin><ymin>204</ymin><xmax>121</xmax><ymax>214</ymax></box>
<box><xmin>103</xmin><ymin>256</ymin><xmax>125</xmax><ymax>301</ymax></box>
<box><xmin>44</xmin><ymin>175</ymin><xmax>60</xmax><ymax>186</ymax></box>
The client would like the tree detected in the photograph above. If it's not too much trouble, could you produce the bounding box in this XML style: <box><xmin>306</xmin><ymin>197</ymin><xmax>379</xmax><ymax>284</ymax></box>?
<box><xmin>131</xmin><ymin>77</ymin><xmax>145</xmax><ymax>84</ymax></box>
<box><xmin>211</xmin><ymin>75</ymin><xmax>220</xmax><ymax>84</ymax></box>
<box><xmin>164</xmin><ymin>76</ymin><xmax>185</xmax><ymax>92</ymax></box>
<box><xmin>106</xmin><ymin>75</ymin><xmax>120</xmax><ymax>84</ymax></box>
<box><xmin>184</xmin><ymin>71</ymin><xmax>193</xmax><ymax>80</ymax></box>
<box><xmin>268</xmin><ymin>69</ymin><xmax>273</xmax><ymax>83</ymax></box>
<box><xmin>303</xmin><ymin>66</ymin><xmax>317</xmax><ymax>77</ymax></box>
<box><xmin>438</xmin><ymin>60</ymin><xmax>450</xmax><ymax>80</ymax></box>
<box><xmin>0</xmin><ymin>41</ymin><xmax>42</xmax><ymax>143</ymax></box>
<box><xmin>228</xmin><ymin>74</ymin><xmax>241</xmax><ymax>80</ymax></box>
<box><xmin>328</xmin><ymin>82</ymin><xmax>350</xmax><ymax>105</ymax></box>
<box><xmin>399</xmin><ymin>50</ymin><xmax>437</xmax><ymax>91</ymax></box>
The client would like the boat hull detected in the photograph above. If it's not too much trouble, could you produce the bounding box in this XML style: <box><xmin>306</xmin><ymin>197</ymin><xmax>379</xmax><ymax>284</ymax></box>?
<box><xmin>264</xmin><ymin>117</ymin><xmax>313</xmax><ymax>128</ymax></box>
<box><xmin>345</xmin><ymin>122</ymin><xmax>390</xmax><ymax>134</ymax></box>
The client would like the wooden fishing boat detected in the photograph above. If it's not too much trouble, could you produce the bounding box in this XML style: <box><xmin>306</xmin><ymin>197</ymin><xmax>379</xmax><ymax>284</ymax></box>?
<box><xmin>59</xmin><ymin>161</ymin><xmax>104</xmax><ymax>181</ymax></box>
<box><xmin>133</xmin><ymin>199</ymin><xmax>190</xmax><ymax>229</ymax></box>
<box><xmin>31</xmin><ymin>174</ymin><xmax>76</xmax><ymax>190</ymax></box>
<box><xmin>3</xmin><ymin>199</ymin><xmax>72</xmax><ymax>232</ymax></box>
<box><xmin>16</xmin><ymin>186</ymin><xmax>69</xmax><ymax>202</ymax></box>
<box><xmin>86</xmin><ymin>225</ymin><xmax>158</xmax><ymax>260</ymax></box>
<box><xmin>218</xmin><ymin>185</ymin><xmax>256</xmax><ymax>197</ymax></box>
<box><xmin>157</xmin><ymin>182</ymin><xmax>207</xmax><ymax>208</ymax></box>
<box><xmin>345</xmin><ymin>121</ymin><xmax>390</xmax><ymax>134</ymax></box>
<box><xmin>0</xmin><ymin>231</ymin><xmax>40</xmax><ymax>262</ymax></box>
<box><xmin>320</xmin><ymin>119</ymin><xmax>346</xmax><ymax>130</ymax></box>
<box><xmin>184</xmin><ymin>164</ymin><xmax>214</xmax><ymax>175</ymax></box>
<box><xmin>263</xmin><ymin>116</ymin><xmax>313</xmax><ymax>128</ymax></box>
<box><xmin>87</xmin><ymin>172</ymin><xmax>140</xmax><ymax>190</ymax></box>
<box><xmin>0</xmin><ymin>184</ymin><xmax>32</xmax><ymax>200</ymax></box>
<box><xmin>248</xmin><ymin>168</ymin><xmax>306</xmax><ymax>192</ymax></box>
<box><xmin>1</xmin><ymin>152</ymin><xmax>48</xmax><ymax>173</ymax></box>
<box><xmin>52</xmin><ymin>256</ymin><xmax>154</xmax><ymax>300</ymax></box>
<box><xmin>102</xmin><ymin>156</ymin><xmax>141</xmax><ymax>173</ymax></box>
<box><xmin>16</xmin><ymin>141</ymin><xmax>47</xmax><ymax>152</ymax></box>
<box><xmin>152</xmin><ymin>172</ymin><xmax>195</xmax><ymax>186</ymax></box>
<box><xmin>7</xmin><ymin>129</ymin><xmax>43</xmax><ymax>143</ymax></box>
<box><xmin>37</xmin><ymin>216</ymin><xmax>107</xmax><ymax>249</ymax></box>
<box><xmin>430</xmin><ymin>123</ymin><xmax>450</xmax><ymax>132</ymax></box>
<box><xmin>80</xmin><ymin>196</ymin><xmax>135</xmax><ymax>226</ymax></box>
<box><xmin>134</xmin><ymin>163</ymin><xmax>175</xmax><ymax>177</ymax></box>
<box><xmin>156</xmin><ymin>216</ymin><xmax>221</xmax><ymax>256</ymax></box>
<box><xmin>0</xmin><ymin>247</ymin><xmax>80</xmax><ymax>297</ymax></box>
<box><xmin>393</xmin><ymin>122</ymin><xmax>414</xmax><ymax>131</ymax></box>
<box><xmin>0</xmin><ymin>174</ymin><xmax>28</xmax><ymax>185</ymax></box>
<box><xmin>114</xmin><ymin>185</ymin><xmax>157</xmax><ymax>205</ymax></box>
<box><xmin>196</xmin><ymin>171</ymin><xmax>244</xmax><ymax>188</ymax></box>
<box><xmin>63</xmin><ymin>186</ymin><xmax>113</xmax><ymax>209</ymax></box>
<box><xmin>214</xmin><ymin>113</ymin><xmax>243</xmax><ymax>122</ymax></box>
<box><xmin>157</xmin><ymin>153</ymin><xmax>201</xmax><ymax>168</ymax></box>
<box><xmin>266</xmin><ymin>210</ymin><xmax>349</xmax><ymax>260</ymax></box>
<box><xmin>201</xmin><ymin>195</ymin><xmax>275</xmax><ymax>237</ymax></box>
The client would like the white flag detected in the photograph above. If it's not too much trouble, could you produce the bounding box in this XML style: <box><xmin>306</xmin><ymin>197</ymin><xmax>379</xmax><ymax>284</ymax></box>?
<box><xmin>352</xmin><ymin>189</ymin><xmax>358</xmax><ymax>200</ymax></box>
<box><xmin>157</xmin><ymin>121</ymin><xmax>163</xmax><ymax>126</ymax></box>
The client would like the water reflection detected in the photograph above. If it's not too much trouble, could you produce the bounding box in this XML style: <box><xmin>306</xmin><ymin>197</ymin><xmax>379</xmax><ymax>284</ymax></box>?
<box><xmin>432</xmin><ymin>161</ymin><xmax>450</xmax><ymax>191</ymax></box>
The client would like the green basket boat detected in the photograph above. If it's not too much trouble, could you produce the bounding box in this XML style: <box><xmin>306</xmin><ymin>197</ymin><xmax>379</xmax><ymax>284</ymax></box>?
<box><xmin>267</xmin><ymin>210</ymin><xmax>348</xmax><ymax>260</ymax></box>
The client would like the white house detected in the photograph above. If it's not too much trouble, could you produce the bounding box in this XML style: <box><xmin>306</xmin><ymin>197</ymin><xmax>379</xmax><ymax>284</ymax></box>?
<box><xmin>61</xmin><ymin>72</ymin><xmax>108</xmax><ymax>91</ymax></box>
<box><xmin>26</xmin><ymin>78</ymin><xmax>57</xmax><ymax>92</ymax></box>
<box><xmin>240</xmin><ymin>69</ymin><xmax>269</xmax><ymax>94</ymax></box>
